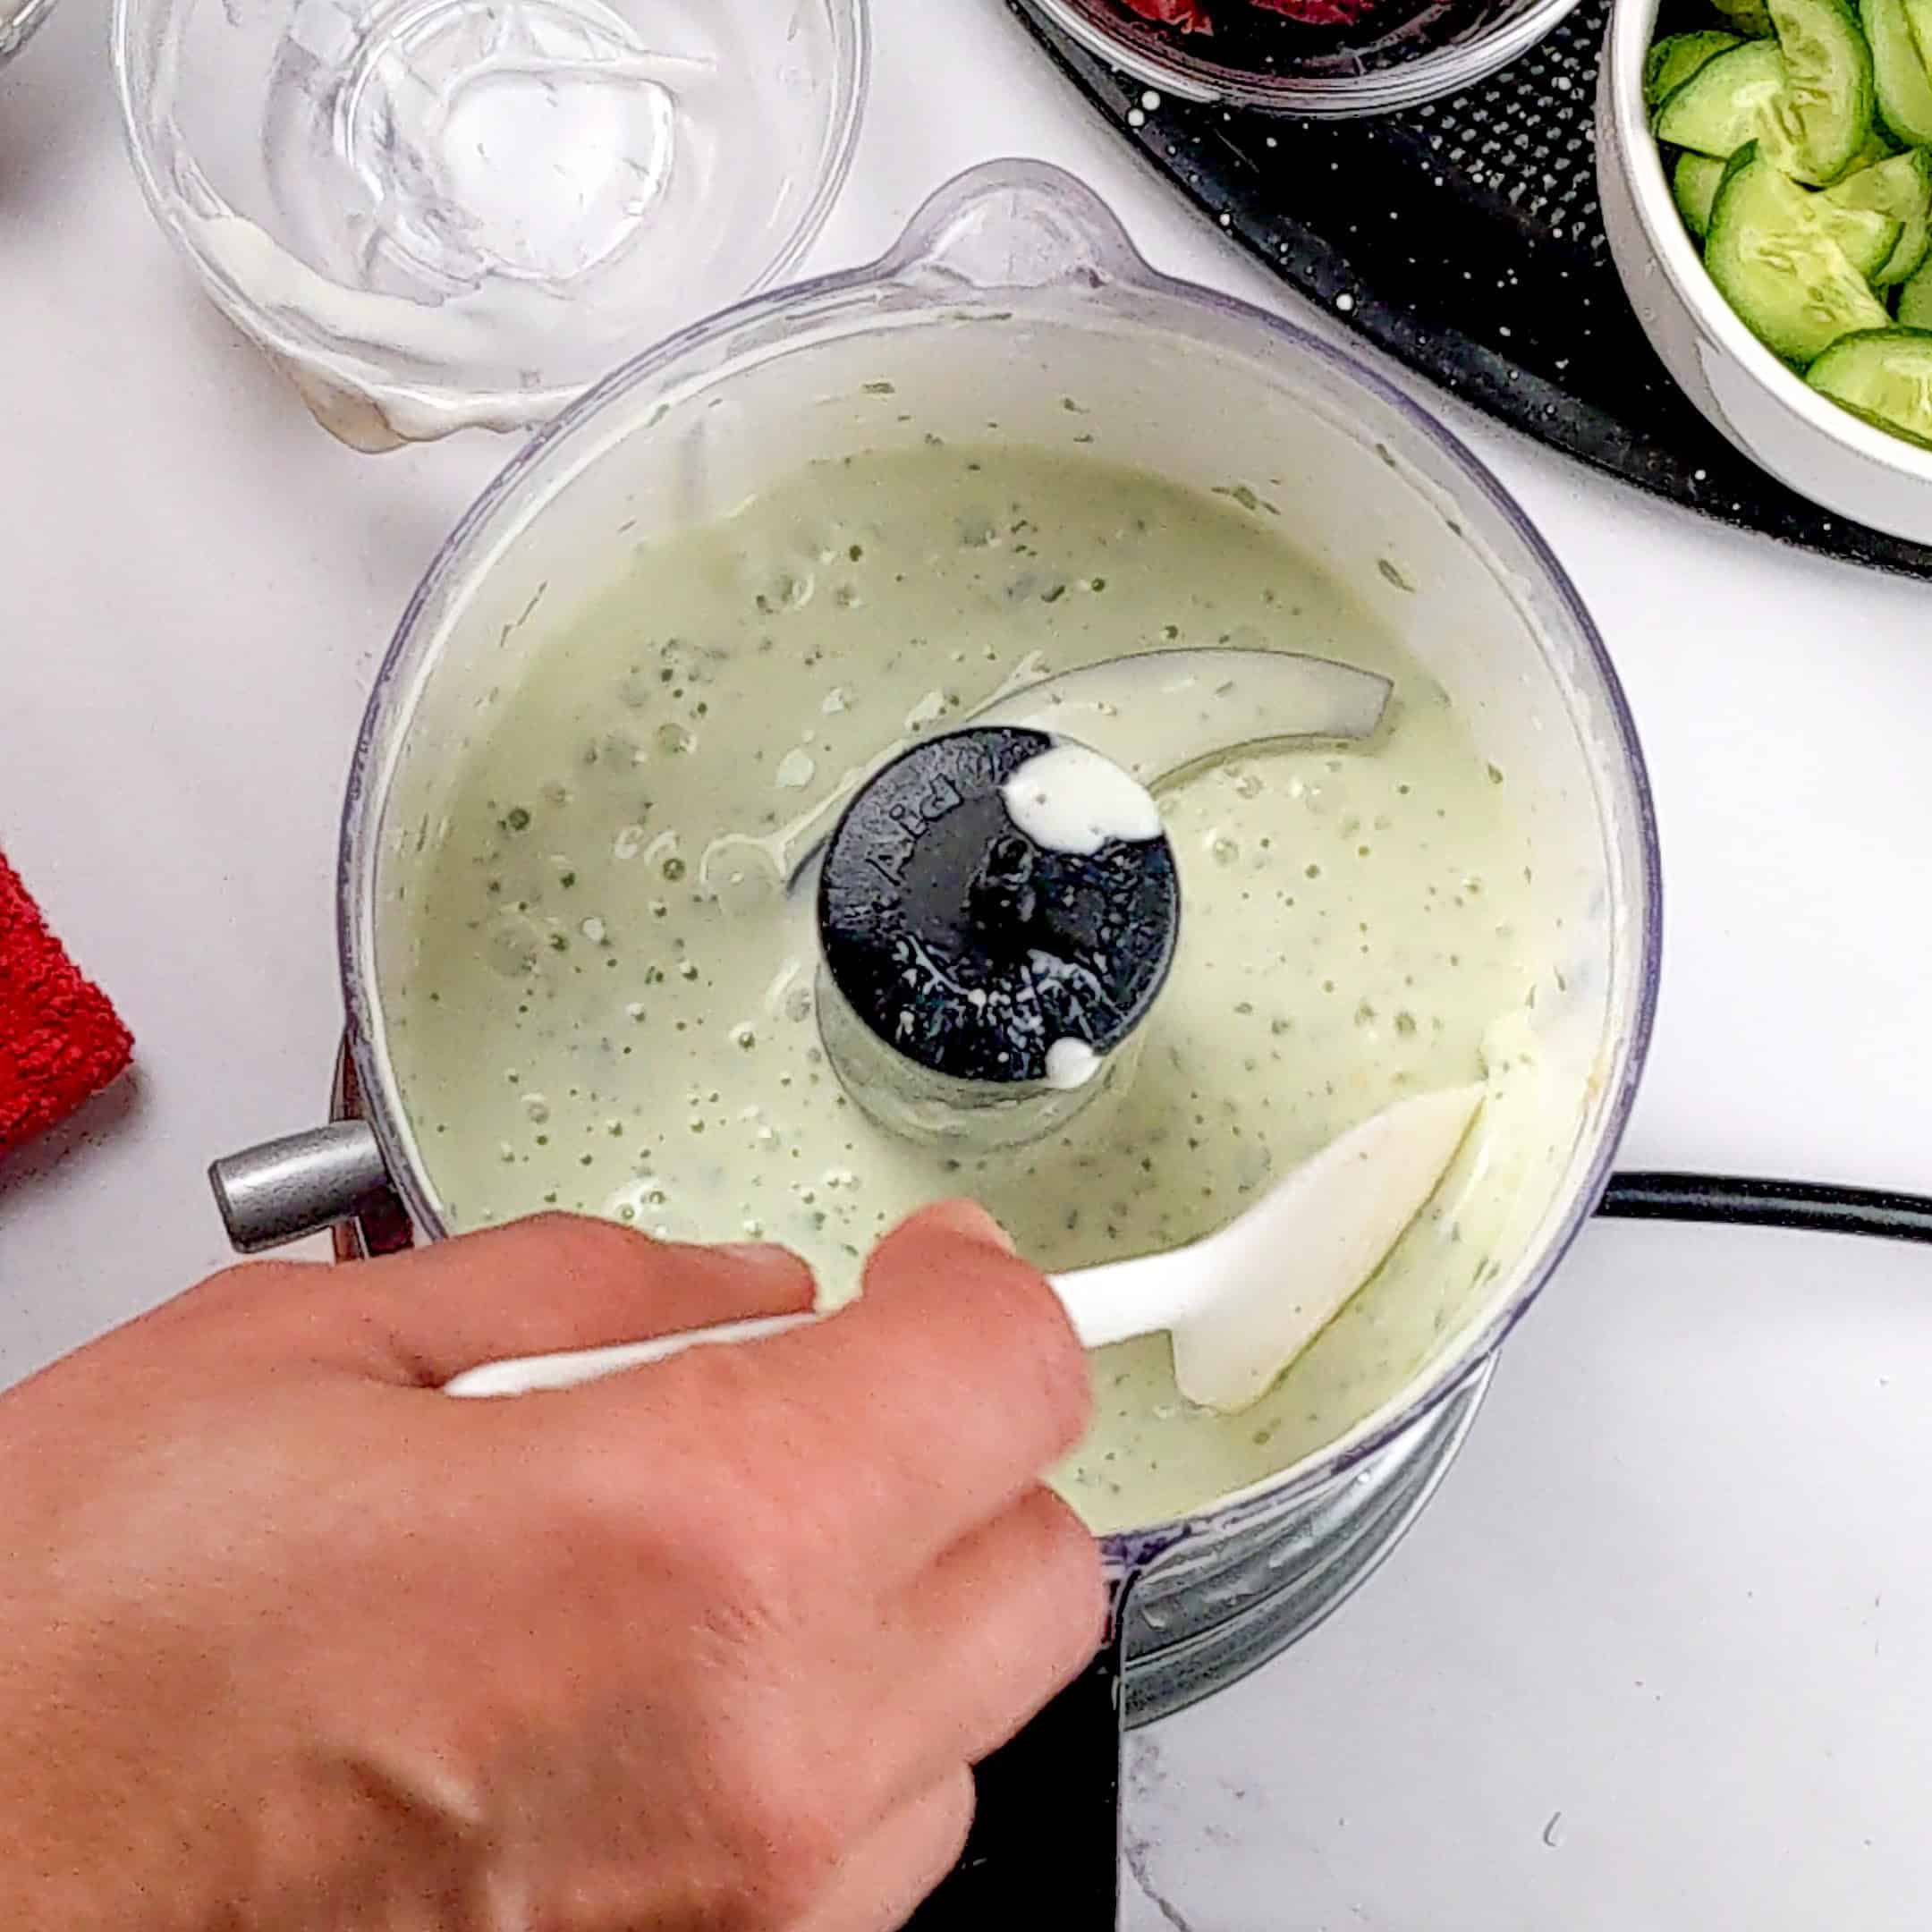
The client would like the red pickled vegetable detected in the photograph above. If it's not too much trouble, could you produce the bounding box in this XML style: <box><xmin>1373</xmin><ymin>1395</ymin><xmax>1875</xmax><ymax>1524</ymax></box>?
<box><xmin>1116</xmin><ymin>0</ymin><xmax>1384</xmax><ymax>30</ymax></box>
<box><xmin>1250</xmin><ymin>0</ymin><xmax>1385</xmax><ymax>24</ymax></box>
<box><xmin>1117</xmin><ymin>0</ymin><xmax>1215</xmax><ymax>29</ymax></box>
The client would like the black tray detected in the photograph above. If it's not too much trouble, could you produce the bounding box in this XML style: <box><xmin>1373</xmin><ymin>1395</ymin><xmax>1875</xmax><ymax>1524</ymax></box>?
<box><xmin>1006</xmin><ymin>0</ymin><xmax>1932</xmax><ymax>580</ymax></box>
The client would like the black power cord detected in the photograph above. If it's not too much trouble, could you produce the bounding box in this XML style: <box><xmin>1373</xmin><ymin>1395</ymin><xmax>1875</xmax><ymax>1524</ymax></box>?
<box><xmin>1599</xmin><ymin>1173</ymin><xmax>1932</xmax><ymax>1246</ymax></box>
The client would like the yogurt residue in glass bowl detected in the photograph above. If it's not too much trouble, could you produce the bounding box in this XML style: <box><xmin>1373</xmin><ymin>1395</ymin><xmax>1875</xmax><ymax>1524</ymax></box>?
<box><xmin>0</xmin><ymin>0</ymin><xmax>58</xmax><ymax>65</ymax></box>
<box><xmin>112</xmin><ymin>0</ymin><xmax>869</xmax><ymax>448</ymax></box>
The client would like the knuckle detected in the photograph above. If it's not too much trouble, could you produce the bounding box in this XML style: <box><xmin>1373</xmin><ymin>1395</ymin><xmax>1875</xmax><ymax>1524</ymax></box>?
<box><xmin>165</xmin><ymin>1259</ymin><xmax>328</xmax><ymax>1360</ymax></box>
<box><xmin>559</xmin><ymin>1437</ymin><xmax>797</xmax><ymax>1642</ymax></box>
<box><xmin>186</xmin><ymin>1258</ymin><xmax>309</xmax><ymax>1316</ymax></box>
<box><xmin>972</xmin><ymin>1255</ymin><xmax>1094</xmax><ymax>1448</ymax></box>
<box><xmin>515</xmin><ymin>1208</ymin><xmax>656</xmax><ymax>1276</ymax></box>
<box><xmin>1022</xmin><ymin>1488</ymin><xmax>1109</xmax><ymax>1653</ymax></box>
<box><xmin>923</xmin><ymin>1766</ymin><xmax>977</xmax><ymax>1873</ymax></box>
<box><xmin>713</xmin><ymin>1764</ymin><xmax>848</xmax><ymax>1928</ymax></box>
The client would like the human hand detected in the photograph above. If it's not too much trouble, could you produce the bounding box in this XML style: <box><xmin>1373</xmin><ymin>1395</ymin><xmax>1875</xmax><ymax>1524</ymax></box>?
<box><xmin>0</xmin><ymin>1204</ymin><xmax>1102</xmax><ymax>1931</ymax></box>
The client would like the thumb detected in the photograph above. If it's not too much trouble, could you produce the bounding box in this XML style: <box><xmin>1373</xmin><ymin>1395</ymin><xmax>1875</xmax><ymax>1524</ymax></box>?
<box><xmin>301</xmin><ymin>1215</ymin><xmax>816</xmax><ymax>1387</ymax></box>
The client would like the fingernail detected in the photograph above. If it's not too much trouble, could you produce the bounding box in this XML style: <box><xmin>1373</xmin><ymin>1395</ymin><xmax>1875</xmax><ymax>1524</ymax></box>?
<box><xmin>919</xmin><ymin>1199</ymin><xmax>1018</xmax><ymax>1254</ymax></box>
<box><xmin>717</xmin><ymin>1241</ymin><xmax>807</xmax><ymax>1272</ymax></box>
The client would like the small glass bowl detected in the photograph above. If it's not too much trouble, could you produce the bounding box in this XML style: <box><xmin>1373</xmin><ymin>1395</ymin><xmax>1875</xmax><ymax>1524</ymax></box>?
<box><xmin>1031</xmin><ymin>0</ymin><xmax>1584</xmax><ymax>114</ymax></box>
<box><xmin>112</xmin><ymin>0</ymin><xmax>869</xmax><ymax>448</ymax></box>
<box><xmin>1</xmin><ymin>0</ymin><xmax>60</xmax><ymax>65</ymax></box>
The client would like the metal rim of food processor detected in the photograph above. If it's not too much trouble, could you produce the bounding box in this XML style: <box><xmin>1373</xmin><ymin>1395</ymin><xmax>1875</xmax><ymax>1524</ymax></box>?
<box><xmin>106</xmin><ymin>0</ymin><xmax>875</xmax><ymax>434</ymax></box>
<box><xmin>1023</xmin><ymin>0</ymin><xmax>1590</xmax><ymax>114</ymax></box>
<box><xmin>333</xmin><ymin>155</ymin><xmax>1666</xmax><ymax>1586</ymax></box>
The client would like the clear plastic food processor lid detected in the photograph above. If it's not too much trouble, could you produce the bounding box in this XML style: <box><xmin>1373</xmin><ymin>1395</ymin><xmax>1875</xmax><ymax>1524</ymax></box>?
<box><xmin>114</xmin><ymin>0</ymin><xmax>869</xmax><ymax>445</ymax></box>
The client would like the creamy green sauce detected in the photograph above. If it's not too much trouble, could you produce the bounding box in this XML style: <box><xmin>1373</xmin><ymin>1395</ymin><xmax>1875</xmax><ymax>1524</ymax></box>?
<box><xmin>389</xmin><ymin>446</ymin><xmax>1563</xmax><ymax>1531</ymax></box>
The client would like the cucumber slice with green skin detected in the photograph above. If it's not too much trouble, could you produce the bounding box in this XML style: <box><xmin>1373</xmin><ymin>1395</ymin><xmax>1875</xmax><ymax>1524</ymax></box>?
<box><xmin>1847</xmin><ymin>124</ymin><xmax>1904</xmax><ymax>162</ymax></box>
<box><xmin>1806</xmin><ymin>326</ymin><xmax>1932</xmax><ymax>443</ymax></box>
<box><xmin>1647</xmin><ymin>30</ymin><xmax>1746</xmax><ymax>104</ymax></box>
<box><xmin>1655</xmin><ymin>40</ymin><xmax>1789</xmax><ymax>154</ymax></box>
<box><xmin>1899</xmin><ymin>255</ymin><xmax>1932</xmax><ymax>324</ymax></box>
<box><xmin>1812</xmin><ymin>189</ymin><xmax>1904</xmax><ymax>275</ymax></box>
<box><xmin>1674</xmin><ymin>151</ymin><xmax>1729</xmax><ymax>233</ymax></box>
<box><xmin>1901</xmin><ymin>0</ymin><xmax>1932</xmax><ymax>80</ymax></box>
<box><xmin>1706</xmin><ymin>147</ymin><xmax>1893</xmax><ymax>360</ymax></box>
<box><xmin>1713</xmin><ymin>0</ymin><xmax>1776</xmax><ymax>33</ymax></box>
<box><xmin>1861</xmin><ymin>0</ymin><xmax>1932</xmax><ymax>144</ymax></box>
<box><xmin>1823</xmin><ymin>146</ymin><xmax>1932</xmax><ymax>279</ymax></box>
<box><xmin>1761</xmin><ymin>0</ymin><xmax>1876</xmax><ymax>182</ymax></box>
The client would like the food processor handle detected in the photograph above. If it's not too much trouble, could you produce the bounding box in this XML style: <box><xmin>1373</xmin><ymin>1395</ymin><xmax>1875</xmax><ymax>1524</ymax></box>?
<box><xmin>902</xmin><ymin>1593</ymin><xmax>1131</xmax><ymax>1930</ymax></box>
<box><xmin>208</xmin><ymin>1122</ymin><xmax>396</xmax><ymax>1253</ymax></box>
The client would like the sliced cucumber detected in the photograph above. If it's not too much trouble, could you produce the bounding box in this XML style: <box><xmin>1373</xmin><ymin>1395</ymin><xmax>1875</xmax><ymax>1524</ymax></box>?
<box><xmin>1823</xmin><ymin>146</ymin><xmax>1932</xmax><ymax>279</ymax></box>
<box><xmin>1713</xmin><ymin>0</ymin><xmax>1777</xmax><ymax>32</ymax></box>
<box><xmin>1706</xmin><ymin>147</ymin><xmax>1892</xmax><ymax>360</ymax></box>
<box><xmin>1902</xmin><ymin>0</ymin><xmax>1932</xmax><ymax>77</ymax></box>
<box><xmin>1861</xmin><ymin>0</ymin><xmax>1932</xmax><ymax>144</ymax></box>
<box><xmin>1898</xmin><ymin>254</ymin><xmax>1932</xmax><ymax>323</ymax></box>
<box><xmin>1806</xmin><ymin>326</ymin><xmax>1932</xmax><ymax>442</ymax></box>
<box><xmin>1761</xmin><ymin>0</ymin><xmax>1876</xmax><ymax>182</ymax></box>
<box><xmin>1845</xmin><ymin>124</ymin><xmax>1905</xmax><ymax>164</ymax></box>
<box><xmin>1674</xmin><ymin>151</ymin><xmax>1730</xmax><ymax>233</ymax></box>
<box><xmin>1647</xmin><ymin>30</ymin><xmax>1746</xmax><ymax>104</ymax></box>
<box><xmin>1811</xmin><ymin>186</ymin><xmax>1904</xmax><ymax>275</ymax></box>
<box><xmin>1655</xmin><ymin>39</ymin><xmax>1789</xmax><ymax>154</ymax></box>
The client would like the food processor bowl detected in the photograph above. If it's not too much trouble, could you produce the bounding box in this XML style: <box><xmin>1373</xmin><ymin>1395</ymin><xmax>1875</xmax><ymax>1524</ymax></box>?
<box><xmin>216</xmin><ymin>157</ymin><xmax>1654</xmax><ymax>1707</ymax></box>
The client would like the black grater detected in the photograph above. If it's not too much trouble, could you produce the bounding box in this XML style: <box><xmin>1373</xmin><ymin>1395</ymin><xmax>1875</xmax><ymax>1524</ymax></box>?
<box><xmin>1007</xmin><ymin>0</ymin><xmax>1932</xmax><ymax>581</ymax></box>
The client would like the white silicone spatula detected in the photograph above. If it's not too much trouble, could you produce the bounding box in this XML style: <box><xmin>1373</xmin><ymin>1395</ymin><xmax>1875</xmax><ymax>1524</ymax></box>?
<box><xmin>444</xmin><ymin>1085</ymin><xmax>1482</xmax><ymax>1416</ymax></box>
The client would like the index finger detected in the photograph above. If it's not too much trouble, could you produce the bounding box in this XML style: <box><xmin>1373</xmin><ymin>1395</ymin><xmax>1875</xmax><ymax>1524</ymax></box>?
<box><xmin>593</xmin><ymin>1201</ymin><xmax>1093</xmax><ymax>1580</ymax></box>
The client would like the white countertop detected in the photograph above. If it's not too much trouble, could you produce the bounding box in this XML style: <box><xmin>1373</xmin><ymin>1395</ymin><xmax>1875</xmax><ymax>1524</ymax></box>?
<box><xmin>4</xmin><ymin>2</ymin><xmax>1931</xmax><ymax>1924</ymax></box>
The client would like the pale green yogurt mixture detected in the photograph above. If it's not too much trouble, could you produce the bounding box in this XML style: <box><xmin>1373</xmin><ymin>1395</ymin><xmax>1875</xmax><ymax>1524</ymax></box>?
<box><xmin>390</xmin><ymin>446</ymin><xmax>1564</xmax><ymax>1530</ymax></box>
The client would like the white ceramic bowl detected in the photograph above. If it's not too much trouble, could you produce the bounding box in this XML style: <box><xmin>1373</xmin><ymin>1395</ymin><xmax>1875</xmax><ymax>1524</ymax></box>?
<box><xmin>1596</xmin><ymin>0</ymin><xmax>1932</xmax><ymax>546</ymax></box>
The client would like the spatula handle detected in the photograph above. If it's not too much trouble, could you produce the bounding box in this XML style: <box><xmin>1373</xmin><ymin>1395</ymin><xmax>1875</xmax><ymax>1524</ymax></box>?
<box><xmin>439</xmin><ymin>1268</ymin><xmax>1157</xmax><ymax>1401</ymax></box>
<box><xmin>441</xmin><ymin>1315</ymin><xmax>818</xmax><ymax>1398</ymax></box>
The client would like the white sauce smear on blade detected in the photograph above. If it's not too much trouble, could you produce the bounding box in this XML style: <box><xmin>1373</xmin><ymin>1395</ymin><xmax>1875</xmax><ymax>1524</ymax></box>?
<box><xmin>1045</xmin><ymin>1039</ymin><xmax>1102</xmax><ymax>1090</ymax></box>
<box><xmin>1001</xmin><ymin>743</ymin><xmax>1162</xmax><ymax>855</ymax></box>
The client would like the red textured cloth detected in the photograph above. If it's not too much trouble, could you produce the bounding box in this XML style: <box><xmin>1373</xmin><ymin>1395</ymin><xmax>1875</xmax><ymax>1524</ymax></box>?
<box><xmin>0</xmin><ymin>852</ymin><xmax>133</xmax><ymax>1157</ymax></box>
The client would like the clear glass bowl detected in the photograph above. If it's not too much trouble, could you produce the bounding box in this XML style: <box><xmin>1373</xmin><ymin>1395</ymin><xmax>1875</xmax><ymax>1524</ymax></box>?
<box><xmin>1032</xmin><ymin>0</ymin><xmax>1585</xmax><ymax>114</ymax></box>
<box><xmin>112</xmin><ymin>0</ymin><xmax>869</xmax><ymax>448</ymax></box>
<box><xmin>0</xmin><ymin>0</ymin><xmax>59</xmax><ymax>64</ymax></box>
